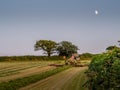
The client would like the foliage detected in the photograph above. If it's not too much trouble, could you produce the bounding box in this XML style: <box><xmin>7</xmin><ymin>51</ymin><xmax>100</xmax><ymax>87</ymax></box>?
<box><xmin>0</xmin><ymin>56</ymin><xmax>64</xmax><ymax>62</ymax></box>
<box><xmin>106</xmin><ymin>45</ymin><xmax>119</xmax><ymax>51</ymax></box>
<box><xmin>0</xmin><ymin>66</ymin><xmax>70</xmax><ymax>90</ymax></box>
<box><xmin>80</xmin><ymin>53</ymin><xmax>94</xmax><ymax>60</ymax></box>
<box><xmin>34</xmin><ymin>40</ymin><xmax>79</xmax><ymax>57</ymax></box>
<box><xmin>34</xmin><ymin>40</ymin><xmax>57</xmax><ymax>57</ymax></box>
<box><xmin>85</xmin><ymin>48</ymin><xmax>120</xmax><ymax>90</ymax></box>
<box><xmin>57</xmin><ymin>41</ymin><xmax>79</xmax><ymax>57</ymax></box>
<box><xmin>118</xmin><ymin>40</ymin><xmax>120</xmax><ymax>46</ymax></box>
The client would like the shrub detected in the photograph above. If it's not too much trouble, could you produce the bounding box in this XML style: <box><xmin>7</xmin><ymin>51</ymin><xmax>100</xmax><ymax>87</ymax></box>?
<box><xmin>85</xmin><ymin>49</ymin><xmax>120</xmax><ymax>90</ymax></box>
<box><xmin>80</xmin><ymin>53</ymin><xmax>94</xmax><ymax>60</ymax></box>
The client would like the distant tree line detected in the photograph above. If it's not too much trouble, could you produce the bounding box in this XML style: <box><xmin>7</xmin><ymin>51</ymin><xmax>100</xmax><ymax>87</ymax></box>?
<box><xmin>0</xmin><ymin>56</ymin><xmax>64</xmax><ymax>62</ymax></box>
<box><xmin>80</xmin><ymin>53</ymin><xmax>95</xmax><ymax>60</ymax></box>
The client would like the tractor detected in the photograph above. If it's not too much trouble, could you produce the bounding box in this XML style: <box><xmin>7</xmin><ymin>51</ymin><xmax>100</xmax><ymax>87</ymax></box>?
<box><xmin>65</xmin><ymin>53</ymin><xmax>80</xmax><ymax>66</ymax></box>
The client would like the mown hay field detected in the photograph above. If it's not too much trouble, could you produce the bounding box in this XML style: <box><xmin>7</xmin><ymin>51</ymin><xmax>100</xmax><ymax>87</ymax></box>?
<box><xmin>0</xmin><ymin>61</ymin><xmax>59</xmax><ymax>82</ymax></box>
<box><xmin>0</xmin><ymin>60</ymin><xmax>89</xmax><ymax>90</ymax></box>
<box><xmin>20</xmin><ymin>67</ymin><xmax>88</xmax><ymax>90</ymax></box>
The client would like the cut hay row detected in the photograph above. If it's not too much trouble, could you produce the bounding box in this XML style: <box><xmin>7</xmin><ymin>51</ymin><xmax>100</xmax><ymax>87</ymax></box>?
<box><xmin>0</xmin><ymin>66</ymin><xmax>70</xmax><ymax>90</ymax></box>
<box><xmin>0</xmin><ymin>61</ymin><xmax>55</xmax><ymax>77</ymax></box>
<box><xmin>0</xmin><ymin>66</ymin><xmax>56</xmax><ymax>82</ymax></box>
<box><xmin>0</xmin><ymin>61</ymin><xmax>42</xmax><ymax>71</ymax></box>
<box><xmin>0</xmin><ymin>61</ymin><xmax>58</xmax><ymax>70</ymax></box>
<box><xmin>0</xmin><ymin>61</ymin><xmax>62</xmax><ymax>82</ymax></box>
<box><xmin>0</xmin><ymin>64</ymin><xmax>43</xmax><ymax>77</ymax></box>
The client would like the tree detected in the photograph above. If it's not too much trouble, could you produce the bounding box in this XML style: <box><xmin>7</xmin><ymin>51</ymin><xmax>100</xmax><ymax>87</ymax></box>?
<box><xmin>118</xmin><ymin>40</ymin><xmax>120</xmax><ymax>46</ymax></box>
<box><xmin>34</xmin><ymin>40</ymin><xmax>57</xmax><ymax>57</ymax></box>
<box><xmin>80</xmin><ymin>53</ymin><xmax>94</xmax><ymax>60</ymax></box>
<box><xmin>57</xmin><ymin>41</ymin><xmax>79</xmax><ymax>57</ymax></box>
<box><xmin>106</xmin><ymin>45</ymin><xmax>119</xmax><ymax>51</ymax></box>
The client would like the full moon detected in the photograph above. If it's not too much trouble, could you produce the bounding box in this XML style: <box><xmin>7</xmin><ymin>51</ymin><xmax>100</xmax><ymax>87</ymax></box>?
<box><xmin>95</xmin><ymin>10</ymin><xmax>99</xmax><ymax>15</ymax></box>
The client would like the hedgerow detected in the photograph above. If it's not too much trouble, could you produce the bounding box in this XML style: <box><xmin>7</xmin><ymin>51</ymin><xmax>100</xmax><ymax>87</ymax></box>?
<box><xmin>79</xmin><ymin>53</ymin><xmax>95</xmax><ymax>60</ymax></box>
<box><xmin>0</xmin><ymin>56</ymin><xmax>63</xmax><ymax>62</ymax></box>
<box><xmin>85</xmin><ymin>49</ymin><xmax>120</xmax><ymax>90</ymax></box>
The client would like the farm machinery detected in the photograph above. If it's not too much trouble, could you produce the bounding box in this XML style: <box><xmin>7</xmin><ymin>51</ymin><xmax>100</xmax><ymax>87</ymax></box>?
<box><xmin>49</xmin><ymin>53</ymin><xmax>89</xmax><ymax>67</ymax></box>
<box><xmin>65</xmin><ymin>54</ymin><xmax>81</xmax><ymax>66</ymax></box>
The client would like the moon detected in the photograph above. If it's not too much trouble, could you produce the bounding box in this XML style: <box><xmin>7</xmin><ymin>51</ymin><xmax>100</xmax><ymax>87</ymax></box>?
<box><xmin>95</xmin><ymin>10</ymin><xmax>99</xmax><ymax>15</ymax></box>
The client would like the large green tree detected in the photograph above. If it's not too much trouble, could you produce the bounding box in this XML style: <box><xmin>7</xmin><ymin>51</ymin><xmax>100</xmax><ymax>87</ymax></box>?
<box><xmin>57</xmin><ymin>41</ymin><xmax>79</xmax><ymax>57</ymax></box>
<box><xmin>34</xmin><ymin>40</ymin><xmax>57</xmax><ymax>57</ymax></box>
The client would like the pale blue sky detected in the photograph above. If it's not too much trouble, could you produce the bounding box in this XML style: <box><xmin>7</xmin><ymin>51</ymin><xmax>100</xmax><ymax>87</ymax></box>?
<box><xmin>0</xmin><ymin>0</ymin><xmax>120</xmax><ymax>56</ymax></box>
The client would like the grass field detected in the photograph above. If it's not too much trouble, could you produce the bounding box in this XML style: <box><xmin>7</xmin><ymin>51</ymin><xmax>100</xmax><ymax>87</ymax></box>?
<box><xmin>0</xmin><ymin>60</ymin><xmax>89</xmax><ymax>90</ymax></box>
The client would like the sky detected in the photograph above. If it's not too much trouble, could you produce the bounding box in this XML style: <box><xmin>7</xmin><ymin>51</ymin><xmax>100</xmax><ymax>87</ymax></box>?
<box><xmin>0</xmin><ymin>0</ymin><xmax>120</xmax><ymax>56</ymax></box>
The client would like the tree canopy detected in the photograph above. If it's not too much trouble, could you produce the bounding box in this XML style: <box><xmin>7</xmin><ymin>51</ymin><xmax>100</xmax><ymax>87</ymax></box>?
<box><xmin>118</xmin><ymin>40</ymin><xmax>120</xmax><ymax>46</ymax></box>
<box><xmin>57</xmin><ymin>41</ymin><xmax>79</xmax><ymax>57</ymax></box>
<box><xmin>106</xmin><ymin>45</ymin><xmax>119</xmax><ymax>51</ymax></box>
<box><xmin>34</xmin><ymin>40</ymin><xmax>57</xmax><ymax>57</ymax></box>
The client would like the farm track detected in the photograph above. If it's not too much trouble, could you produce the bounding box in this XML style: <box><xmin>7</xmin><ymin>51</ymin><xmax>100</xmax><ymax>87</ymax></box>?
<box><xmin>20</xmin><ymin>67</ymin><xmax>87</xmax><ymax>90</ymax></box>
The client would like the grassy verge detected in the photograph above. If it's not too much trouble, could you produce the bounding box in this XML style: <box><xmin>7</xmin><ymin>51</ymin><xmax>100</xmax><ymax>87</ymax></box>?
<box><xmin>0</xmin><ymin>66</ymin><xmax>70</xmax><ymax>90</ymax></box>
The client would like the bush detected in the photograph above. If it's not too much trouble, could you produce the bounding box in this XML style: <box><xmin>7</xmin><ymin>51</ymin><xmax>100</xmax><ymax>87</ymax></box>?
<box><xmin>80</xmin><ymin>53</ymin><xmax>94</xmax><ymax>60</ymax></box>
<box><xmin>85</xmin><ymin>49</ymin><xmax>120</xmax><ymax>90</ymax></box>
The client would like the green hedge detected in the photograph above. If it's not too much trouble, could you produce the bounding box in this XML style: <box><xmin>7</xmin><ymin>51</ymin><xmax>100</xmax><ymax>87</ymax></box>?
<box><xmin>0</xmin><ymin>56</ymin><xmax>64</xmax><ymax>62</ymax></box>
<box><xmin>80</xmin><ymin>53</ymin><xmax>95</xmax><ymax>60</ymax></box>
<box><xmin>85</xmin><ymin>49</ymin><xmax>120</xmax><ymax>90</ymax></box>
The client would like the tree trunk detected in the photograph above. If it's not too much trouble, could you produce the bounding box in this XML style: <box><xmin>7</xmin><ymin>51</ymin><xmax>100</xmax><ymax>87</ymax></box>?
<box><xmin>48</xmin><ymin>52</ymin><xmax>51</xmax><ymax>57</ymax></box>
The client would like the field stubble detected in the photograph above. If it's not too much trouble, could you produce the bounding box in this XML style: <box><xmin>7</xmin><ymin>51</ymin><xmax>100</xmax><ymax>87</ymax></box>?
<box><xmin>0</xmin><ymin>61</ymin><xmax>58</xmax><ymax>82</ymax></box>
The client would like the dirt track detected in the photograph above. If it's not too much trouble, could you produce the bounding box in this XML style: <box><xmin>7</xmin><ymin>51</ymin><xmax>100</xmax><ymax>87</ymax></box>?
<box><xmin>20</xmin><ymin>67</ymin><xmax>87</xmax><ymax>90</ymax></box>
